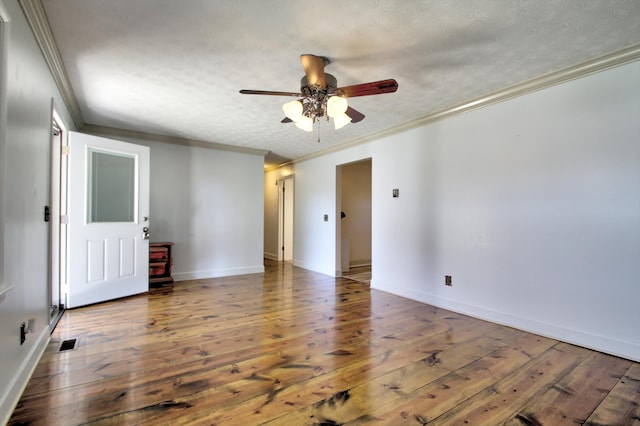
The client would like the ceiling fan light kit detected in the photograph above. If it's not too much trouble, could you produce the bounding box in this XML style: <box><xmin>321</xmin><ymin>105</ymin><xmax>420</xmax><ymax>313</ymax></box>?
<box><xmin>326</xmin><ymin>95</ymin><xmax>348</xmax><ymax>117</ymax></box>
<box><xmin>240</xmin><ymin>54</ymin><xmax>398</xmax><ymax>135</ymax></box>
<box><xmin>332</xmin><ymin>110</ymin><xmax>352</xmax><ymax>130</ymax></box>
<box><xmin>283</xmin><ymin>95</ymin><xmax>350</xmax><ymax>131</ymax></box>
<box><xmin>295</xmin><ymin>115</ymin><xmax>314</xmax><ymax>132</ymax></box>
<box><xmin>282</xmin><ymin>100</ymin><xmax>303</xmax><ymax>122</ymax></box>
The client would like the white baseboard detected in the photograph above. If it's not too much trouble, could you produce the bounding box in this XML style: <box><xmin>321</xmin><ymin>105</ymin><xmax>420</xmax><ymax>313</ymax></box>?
<box><xmin>370</xmin><ymin>280</ymin><xmax>640</xmax><ymax>363</ymax></box>
<box><xmin>0</xmin><ymin>326</ymin><xmax>50</xmax><ymax>425</ymax></box>
<box><xmin>349</xmin><ymin>260</ymin><xmax>371</xmax><ymax>268</ymax></box>
<box><xmin>263</xmin><ymin>252</ymin><xmax>279</xmax><ymax>261</ymax></box>
<box><xmin>292</xmin><ymin>259</ymin><xmax>337</xmax><ymax>277</ymax></box>
<box><xmin>173</xmin><ymin>265</ymin><xmax>265</xmax><ymax>281</ymax></box>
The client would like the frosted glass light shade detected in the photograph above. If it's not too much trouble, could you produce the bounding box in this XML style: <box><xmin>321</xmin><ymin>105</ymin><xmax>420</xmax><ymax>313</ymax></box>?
<box><xmin>333</xmin><ymin>112</ymin><xmax>352</xmax><ymax>130</ymax></box>
<box><xmin>295</xmin><ymin>115</ymin><xmax>314</xmax><ymax>132</ymax></box>
<box><xmin>327</xmin><ymin>96</ymin><xmax>348</xmax><ymax>118</ymax></box>
<box><xmin>282</xmin><ymin>100</ymin><xmax>303</xmax><ymax>121</ymax></box>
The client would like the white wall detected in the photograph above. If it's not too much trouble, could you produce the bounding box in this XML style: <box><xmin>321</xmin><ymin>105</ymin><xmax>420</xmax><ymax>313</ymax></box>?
<box><xmin>92</xmin><ymin>135</ymin><xmax>266</xmax><ymax>280</ymax></box>
<box><xmin>0</xmin><ymin>0</ymin><xmax>76</xmax><ymax>421</ymax></box>
<box><xmin>293</xmin><ymin>59</ymin><xmax>640</xmax><ymax>361</ymax></box>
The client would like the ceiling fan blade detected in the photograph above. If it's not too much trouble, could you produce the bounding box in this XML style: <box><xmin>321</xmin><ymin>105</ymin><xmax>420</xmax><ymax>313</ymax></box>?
<box><xmin>345</xmin><ymin>106</ymin><xmax>365</xmax><ymax>123</ymax></box>
<box><xmin>240</xmin><ymin>89</ymin><xmax>302</xmax><ymax>97</ymax></box>
<box><xmin>300</xmin><ymin>54</ymin><xmax>327</xmax><ymax>88</ymax></box>
<box><xmin>281</xmin><ymin>117</ymin><xmax>293</xmax><ymax>123</ymax></box>
<box><xmin>335</xmin><ymin>79</ymin><xmax>398</xmax><ymax>98</ymax></box>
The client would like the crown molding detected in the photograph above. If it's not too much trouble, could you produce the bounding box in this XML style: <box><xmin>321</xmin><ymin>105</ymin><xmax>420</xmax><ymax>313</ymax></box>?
<box><xmin>289</xmin><ymin>43</ymin><xmax>640</xmax><ymax>168</ymax></box>
<box><xmin>82</xmin><ymin>124</ymin><xmax>269</xmax><ymax>157</ymax></box>
<box><xmin>19</xmin><ymin>0</ymin><xmax>84</xmax><ymax>129</ymax></box>
<box><xmin>0</xmin><ymin>284</ymin><xmax>13</xmax><ymax>302</ymax></box>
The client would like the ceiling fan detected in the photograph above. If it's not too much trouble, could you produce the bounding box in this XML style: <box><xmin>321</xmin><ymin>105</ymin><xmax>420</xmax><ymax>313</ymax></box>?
<box><xmin>239</xmin><ymin>54</ymin><xmax>398</xmax><ymax>132</ymax></box>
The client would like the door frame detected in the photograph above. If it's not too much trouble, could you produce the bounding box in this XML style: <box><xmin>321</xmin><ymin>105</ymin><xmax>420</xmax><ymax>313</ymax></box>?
<box><xmin>0</xmin><ymin>1</ymin><xmax>8</xmax><ymax>300</ymax></box>
<box><xmin>336</xmin><ymin>158</ymin><xmax>372</xmax><ymax>276</ymax></box>
<box><xmin>49</xmin><ymin>103</ymin><xmax>67</xmax><ymax>330</ymax></box>
<box><xmin>278</xmin><ymin>175</ymin><xmax>294</xmax><ymax>262</ymax></box>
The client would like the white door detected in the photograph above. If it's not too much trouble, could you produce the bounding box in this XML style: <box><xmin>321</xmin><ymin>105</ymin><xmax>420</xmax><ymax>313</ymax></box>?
<box><xmin>68</xmin><ymin>131</ymin><xmax>150</xmax><ymax>308</ymax></box>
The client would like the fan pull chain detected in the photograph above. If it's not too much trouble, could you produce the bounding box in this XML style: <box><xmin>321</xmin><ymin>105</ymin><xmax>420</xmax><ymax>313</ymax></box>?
<box><xmin>317</xmin><ymin>123</ymin><xmax>321</xmax><ymax>143</ymax></box>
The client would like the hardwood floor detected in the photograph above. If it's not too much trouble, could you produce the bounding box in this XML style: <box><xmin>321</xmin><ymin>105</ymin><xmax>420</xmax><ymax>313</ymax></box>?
<box><xmin>342</xmin><ymin>265</ymin><xmax>372</xmax><ymax>285</ymax></box>
<box><xmin>8</xmin><ymin>260</ymin><xmax>640</xmax><ymax>425</ymax></box>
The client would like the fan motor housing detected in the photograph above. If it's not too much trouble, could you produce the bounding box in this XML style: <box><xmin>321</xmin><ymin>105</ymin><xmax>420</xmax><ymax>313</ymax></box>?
<box><xmin>301</xmin><ymin>73</ymin><xmax>337</xmax><ymax>93</ymax></box>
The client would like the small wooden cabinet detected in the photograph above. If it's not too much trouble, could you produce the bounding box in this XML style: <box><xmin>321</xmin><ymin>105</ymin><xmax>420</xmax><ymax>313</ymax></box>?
<box><xmin>149</xmin><ymin>242</ymin><xmax>174</xmax><ymax>287</ymax></box>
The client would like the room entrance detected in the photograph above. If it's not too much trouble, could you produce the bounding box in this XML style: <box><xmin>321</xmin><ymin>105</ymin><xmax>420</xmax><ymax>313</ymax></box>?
<box><xmin>336</xmin><ymin>159</ymin><xmax>372</xmax><ymax>284</ymax></box>
<box><xmin>279</xmin><ymin>175</ymin><xmax>294</xmax><ymax>262</ymax></box>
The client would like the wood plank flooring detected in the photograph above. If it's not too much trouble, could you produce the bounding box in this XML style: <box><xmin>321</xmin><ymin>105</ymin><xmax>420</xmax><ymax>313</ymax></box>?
<box><xmin>342</xmin><ymin>265</ymin><xmax>372</xmax><ymax>285</ymax></box>
<box><xmin>8</xmin><ymin>259</ymin><xmax>640</xmax><ymax>425</ymax></box>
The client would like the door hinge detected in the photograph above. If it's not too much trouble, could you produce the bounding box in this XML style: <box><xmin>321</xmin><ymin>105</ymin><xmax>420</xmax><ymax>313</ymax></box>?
<box><xmin>44</xmin><ymin>206</ymin><xmax>50</xmax><ymax>222</ymax></box>
<box><xmin>61</xmin><ymin>145</ymin><xmax>70</xmax><ymax>155</ymax></box>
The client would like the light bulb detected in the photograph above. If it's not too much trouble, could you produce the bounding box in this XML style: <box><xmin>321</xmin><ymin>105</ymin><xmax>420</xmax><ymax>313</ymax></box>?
<box><xmin>282</xmin><ymin>100</ymin><xmax>303</xmax><ymax>122</ymax></box>
<box><xmin>327</xmin><ymin>96</ymin><xmax>348</xmax><ymax>118</ymax></box>
<box><xmin>333</xmin><ymin>112</ymin><xmax>352</xmax><ymax>130</ymax></box>
<box><xmin>295</xmin><ymin>115</ymin><xmax>314</xmax><ymax>132</ymax></box>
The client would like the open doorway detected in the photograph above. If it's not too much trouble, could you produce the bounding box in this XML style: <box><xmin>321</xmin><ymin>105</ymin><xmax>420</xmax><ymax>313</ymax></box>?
<box><xmin>278</xmin><ymin>175</ymin><xmax>294</xmax><ymax>262</ymax></box>
<box><xmin>337</xmin><ymin>159</ymin><xmax>372</xmax><ymax>284</ymax></box>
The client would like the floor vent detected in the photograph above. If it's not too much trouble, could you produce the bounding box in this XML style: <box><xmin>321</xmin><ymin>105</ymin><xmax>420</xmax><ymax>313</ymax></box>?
<box><xmin>59</xmin><ymin>339</ymin><xmax>77</xmax><ymax>352</ymax></box>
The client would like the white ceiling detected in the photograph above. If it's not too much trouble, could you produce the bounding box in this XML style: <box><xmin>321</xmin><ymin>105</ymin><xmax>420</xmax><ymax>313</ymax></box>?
<box><xmin>38</xmin><ymin>0</ymin><xmax>640</xmax><ymax>167</ymax></box>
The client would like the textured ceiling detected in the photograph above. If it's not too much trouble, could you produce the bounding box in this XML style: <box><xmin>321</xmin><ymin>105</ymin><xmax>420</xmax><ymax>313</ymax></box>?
<box><xmin>39</xmin><ymin>0</ymin><xmax>640</xmax><ymax>166</ymax></box>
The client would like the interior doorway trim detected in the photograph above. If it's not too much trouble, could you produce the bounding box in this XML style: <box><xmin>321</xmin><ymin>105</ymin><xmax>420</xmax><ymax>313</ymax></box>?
<box><xmin>49</xmin><ymin>103</ymin><xmax>67</xmax><ymax>331</ymax></box>
<box><xmin>336</xmin><ymin>158</ymin><xmax>372</xmax><ymax>277</ymax></box>
<box><xmin>0</xmin><ymin>0</ymin><xmax>9</xmax><ymax>302</ymax></box>
<box><xmin>278</xmin><ymin>175</ymin><xmax>294</xmax><ymax>262</ymax></box>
